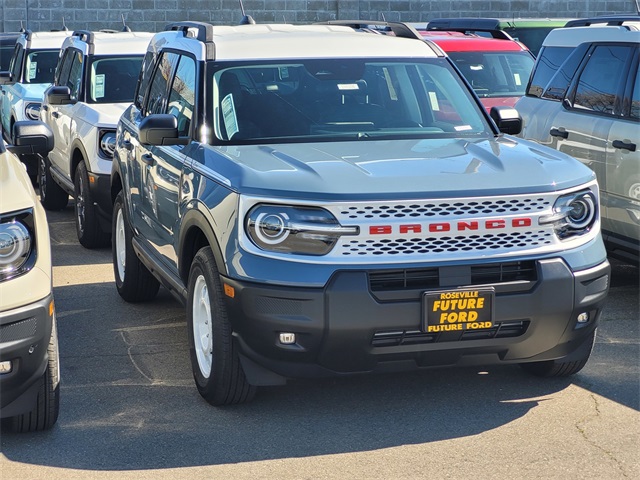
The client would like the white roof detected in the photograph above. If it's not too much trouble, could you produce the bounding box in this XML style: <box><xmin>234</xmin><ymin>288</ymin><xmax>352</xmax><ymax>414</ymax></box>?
<box><xmin>21</xmin><ymin>30</ymin><xmax>72</xmax><ymax>50</ymax></box>
<box><xmin>152</xmin><ymin>24</ymin><xmax>439</xmax><ymax>61</ymax></box>
<box><xmin>65</xmin><ymin>31</ymin><xmax>155</xmax><ymax>56</ymax></box>
<box><xmin>543</xmin><ymin>25</ymin><xmax>640</xmax><ymax>47</ymax></box>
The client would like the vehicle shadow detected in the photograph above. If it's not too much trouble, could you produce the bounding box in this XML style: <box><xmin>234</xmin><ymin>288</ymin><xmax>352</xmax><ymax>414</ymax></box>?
<box><xmin>0</xmin><ymin>281</ymin><xmax>575</xmax><ymax>470</ymax></box>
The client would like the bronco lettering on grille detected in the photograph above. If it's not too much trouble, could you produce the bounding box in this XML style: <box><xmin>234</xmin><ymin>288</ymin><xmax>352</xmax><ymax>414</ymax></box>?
<box><xmin>369</xmin><ymin>217</ymin><xmax>532</xmax><ymax>235</ymax></box>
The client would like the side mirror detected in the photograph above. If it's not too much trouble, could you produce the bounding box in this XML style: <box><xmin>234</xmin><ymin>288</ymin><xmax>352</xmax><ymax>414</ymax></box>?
<box><xmin>45</xmin><ymin>85</ymin><xmax>75</xmax><ymax>106</ymax></box>
<box><xmin>139</xmin><ymin>114</ymin><xmax>184</xmax><ymax>146</ymax></box>
<box><xmin>8</xmin><ymin>121</ymin><xmax>54</xmax><ymax>155</ymax></box>
<box><xmin>0</xmin><ymin>71</ymin><xmax>12</xmax><ymax>85</ymax></box>
<box><xmin>490</xmin><ymin>106</ymin><xmax>522</xmax><ymax>135</ymax></box>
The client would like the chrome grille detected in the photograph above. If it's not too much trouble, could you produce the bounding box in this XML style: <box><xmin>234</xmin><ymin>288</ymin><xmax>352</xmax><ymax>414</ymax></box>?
<box><xmin>339</xmin><ymin>197</ymin><xmax>551</xmax><ymax>220</ymax></box>
<box><xmin>341</xmin><ymin>230</ymin><xmax>553</xmax><ymax>256</ymax></box>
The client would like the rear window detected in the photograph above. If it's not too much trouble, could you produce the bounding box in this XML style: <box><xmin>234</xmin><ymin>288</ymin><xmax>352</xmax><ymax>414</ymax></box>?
<box><xmin>526</xmin><ymin>46</ymin><xmax>573</xmax><ymax>97</ymax></box>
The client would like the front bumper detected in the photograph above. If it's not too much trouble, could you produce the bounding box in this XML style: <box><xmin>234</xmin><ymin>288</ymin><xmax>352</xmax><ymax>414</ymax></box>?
<box><xmin>223</xmin><ymin>258</ymin><xmax>610</xmax><ymax>384</ymax></box>
<box><xmin>0</xmin><ymin>294</ymin><xmax>54</xmax><ymax>417</ymax></box>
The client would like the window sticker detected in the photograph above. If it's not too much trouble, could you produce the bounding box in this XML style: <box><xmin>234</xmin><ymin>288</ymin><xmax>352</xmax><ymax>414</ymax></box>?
<box><xmin>514</xmin><ymin>73</ymin><xmax>521</xmax><ymax>86</ymax></box>
<box><xmin>337</xmin><ymin>83</ymin><xmax>359</xmax><ymax>90</ymax></box>
<box><xmin>221</xmin><ymin>93</ymin><xmax>239</xmax><ymax>139</ymax></box>
<box><xmin>94</xmin><ymin>74</ymin><xmax>105</xmax><ymax>98</ymax></box>
<box><xmin>454</xmin><ymin>125</ymin><xmax>473</xmax><ymax>131</ymax></box>
<box><xmin>28</xmin><ymin>61</ymin><xmax>37</xmax><ymax>80</ymax></box>
<box><xmin>428</xmin><ymin>91</ymin><xmax>440</xmax><ymax>111</ymax></box>
<box><xmin>279</xmin><ymin>67</ymin><xmax>289</xmax><ymax>79</ymax></box>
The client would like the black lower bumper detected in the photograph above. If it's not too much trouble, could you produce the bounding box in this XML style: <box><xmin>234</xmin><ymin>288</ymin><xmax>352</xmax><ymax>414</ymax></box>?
<box><xmin>0</xmin><ymin>294</ymin><xmax>53</xmax><ymax>417</ymax></box>
<box><xmin>223</xmin><ymin>258</ymin><xmax>610</xmax><ymax>385</ymax></box>
<box><xmin>88</xmin><ymin>171</ymin><xmax>113</xmax><ymax>233</ymax></box>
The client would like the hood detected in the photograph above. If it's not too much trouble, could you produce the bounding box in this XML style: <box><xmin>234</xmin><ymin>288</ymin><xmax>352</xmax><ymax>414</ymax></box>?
<box><xmin>15</xmin><ymin>83</ymin><xmax>50</xmax><ymax>102</ymax></box>
<box><xmin>71</xmin><ymin>103</ymin><xmax>129</xmax><ymax>127</ymax></box>
<box><xmin>191</xmin><ymin>136</ymin><xmax>596</xmax><ymax>200</ymax></box>
<box><xmin>0</xmin><ymin>150</ymin><xmax>36</xmax><ymax>212</ymax></box>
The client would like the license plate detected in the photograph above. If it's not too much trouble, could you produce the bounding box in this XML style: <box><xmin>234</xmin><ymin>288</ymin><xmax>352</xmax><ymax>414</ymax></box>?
<box><xmin>423</xmin><ymin>288</ymin><xmax>495</xmax><ymax>333</ymax></box>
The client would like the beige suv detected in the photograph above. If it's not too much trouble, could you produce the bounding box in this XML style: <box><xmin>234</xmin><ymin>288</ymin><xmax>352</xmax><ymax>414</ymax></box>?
<box><xmin>0</xmin><ymin>121</ymin><xmax>59</xmax><ymax>432</ymax></box>
<box><xmin>516</xmin><ymin>17</ymin><xmax>640</xmax><ymax>265</ymax></box>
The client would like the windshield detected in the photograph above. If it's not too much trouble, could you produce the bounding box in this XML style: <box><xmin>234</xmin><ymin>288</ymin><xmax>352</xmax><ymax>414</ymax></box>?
<box><xmin>210</xmin><ymin>58</ymin><xmax>490</xmax><ymax>144</ymax></box>
<box><xmin>447</xmin><ymin>51</ymin><xmax>534</xmax><ymax>98</ymax></box>
<box><xmin>23</xmin><ymin>49</ymin><xmax>59</xmax><ymax>84</ymax></box>
<box><xmin>89</xmin><ymin>56</ymin><xmax>144</xmax><ymax>103</ymax></box>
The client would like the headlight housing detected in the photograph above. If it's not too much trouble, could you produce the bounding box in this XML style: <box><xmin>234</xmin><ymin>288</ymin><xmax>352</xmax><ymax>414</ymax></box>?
<box><xmin>246</xmin><ymin>204</ymin><xmax>358</xmax><ymax>255</ymax></box>
<box><xmin>25</xmin><ymin>102</ymin><xmax>41</xmax><ymax>120</ymax></box>
<box><xmin>0</xmin><ymin>210</ymin><xmax>36</xmax><ymax>281</ymax></box>
<box><xmin>99</xmin><ymin>130</ymin><xmax>117</xmax><ymax>158</ymax></box>
<box><xmin>540</xmin><ymin>190</ymin><xmax>597</xmax><ymax>240</ymax></box>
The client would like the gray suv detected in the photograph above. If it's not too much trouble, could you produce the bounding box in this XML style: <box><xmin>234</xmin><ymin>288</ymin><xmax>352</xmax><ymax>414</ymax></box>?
<box><xmin>516</xmin><ymin>17</ymin><xmax>640</xmax><ymax>265</ymax></box>
<box><xmin>111</xmin><ymin>21</ymin><xmax>610</xmax><ymax>406</ymax></box>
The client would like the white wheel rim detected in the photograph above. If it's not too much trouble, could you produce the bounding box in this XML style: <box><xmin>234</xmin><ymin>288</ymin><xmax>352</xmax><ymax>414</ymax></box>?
<box><xmin>629</xmin><ymin>182</ymin><xmax>640</xmax><ymax>200</ymax></box>
<box><xmin>193</xmin><ymin>275</ymin><xmax>213</xmax><ymax>378</ymax></box>
<box><xmin>115</xmin><ymin>208</ymin><xmax>126</xmax><ymax>281</ymax></box>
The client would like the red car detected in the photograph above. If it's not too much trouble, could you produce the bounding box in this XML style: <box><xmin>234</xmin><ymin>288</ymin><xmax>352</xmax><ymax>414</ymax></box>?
<box><xmin>420</xmin><ymin>30</ymin><xmax>535</xmax><ymax>112</ymax></box>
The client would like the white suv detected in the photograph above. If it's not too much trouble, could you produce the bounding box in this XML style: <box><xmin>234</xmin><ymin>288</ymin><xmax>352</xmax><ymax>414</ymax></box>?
<box><xmin>39</xmin><ymin>29</ymin><xmax>153</xmax><ymax>248</ymax></box>
<box><xmin>1</xmin><ymin>121</ymin><xmax>59</xmax><ymax>432</ymax></box>
<box><xmin>515</xmin><ymin>17</ymin><xmax>640</xmax><ymax>265</ymax></box>
<box><xmin>0</xmin><ymin>30</ymin><xmax>71</xmax><ymax>179</ymax></box>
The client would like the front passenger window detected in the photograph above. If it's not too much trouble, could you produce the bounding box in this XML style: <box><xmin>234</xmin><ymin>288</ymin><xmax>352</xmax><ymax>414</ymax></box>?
<box><xmin>167</xmin><ymin>55</ymin><xmax>196</xmax><ymax>137</ymax></box>
<box><xmin>573</xmin><ymin>45</ymin><xmax>630</xmax><ymax>115</ymax></box>
<box><xmin>145</xmin><ymin>52</ymin><xmax>179</xmax><ymax>115</ymax></box>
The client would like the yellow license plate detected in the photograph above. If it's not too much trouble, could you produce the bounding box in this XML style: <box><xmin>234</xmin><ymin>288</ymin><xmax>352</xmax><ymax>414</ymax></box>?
<box><xmin>423</xmin><ymin>288</ymin><xmax>495</xmax><ymax>333</ymax></box>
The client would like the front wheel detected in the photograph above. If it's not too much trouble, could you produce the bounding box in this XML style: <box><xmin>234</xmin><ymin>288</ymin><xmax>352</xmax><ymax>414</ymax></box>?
<box><xmin>520</xmin><ymin>329</ymin><xmax>597</xmax><ymax>377</ymax></box>
<box><xmin>5</xmin><ymin>316</ymin><xmax>60</xmax><ymax>432</ymax></box>
<box><xmin>38</xmin><ymin>155</ymin><xmax>69</xmax><ymax>211</ymax></box>
<box><xmin>187</xmin><ymin>247</ymin><xmax>256</xmax><ymax>406</ymax></box>
<box><xmin>75</xmin><ymin>161</ymin><xmax>109</xmax><ymax>249</ymax></box>
<box><xmin>112</xmin><ymin>190</ymin><xmax>159</xmax><ymax>302</ymax></box>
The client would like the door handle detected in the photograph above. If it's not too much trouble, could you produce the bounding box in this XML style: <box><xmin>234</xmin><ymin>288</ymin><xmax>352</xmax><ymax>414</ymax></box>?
<box><xmin>141</xmin><ymin>153</ymin><xmax>154</xmax><ymax>165</ymax></box>
<box><xmin>52</xmin><ymin>111</ymin><xmax>60</xmax><ymax>119</ymax></box>
<box><xmin>123</xmin><ymin>139</ymin><xmax>134</xmax><ymax>151</ymax></box>
<box><xmin>612</xmin><ymin>140</ymin><xmax>636</xmax><ymax>152</ymax></box>
<box><xmin>550</xmin><ymin>128</ymin><xmax>568</xmax><ymax>139</ymax></box>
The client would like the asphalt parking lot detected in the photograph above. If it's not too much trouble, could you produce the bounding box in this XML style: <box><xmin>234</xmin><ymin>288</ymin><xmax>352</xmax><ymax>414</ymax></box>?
<box><xmin>1</xmin><ymin>203</ymin><xmax>638</xmax><ymax>480</ymax></box>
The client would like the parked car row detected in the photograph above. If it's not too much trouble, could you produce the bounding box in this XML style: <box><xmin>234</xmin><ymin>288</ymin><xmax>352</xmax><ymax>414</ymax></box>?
<box><xmin>0</xmin><ymin>13</ymin><xmax>635</xmax><ymax>422</ymax></box>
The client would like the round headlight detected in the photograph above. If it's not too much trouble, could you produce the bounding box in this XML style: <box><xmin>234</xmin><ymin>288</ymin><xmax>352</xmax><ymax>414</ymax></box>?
<box><xmin>566</xmin><ymin>194</ymin><xmax>595</xmax><ymax>229</ymax></box>
<box><xmin>254</xmin><ymin>212</ymin><xmax>290</xmax><ymax>245</ymax></box>
<box><xmin>99</xmin><ymin>131</ymin><xmax>117</xmax><ymax>158</ymax></box>
<box><xmin>0</xmin><ymin>222</ymin><xmax>32</xmax><ymax>275</ymax></box>
<box><xmin>25</xmin><ymin>103</ymin><xmax>41</xmax><ymax>120</ymax></box>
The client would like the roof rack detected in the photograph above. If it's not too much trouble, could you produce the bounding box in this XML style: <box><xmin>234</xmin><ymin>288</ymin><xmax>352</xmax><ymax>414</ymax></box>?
<box><xmin>316</xmin><ymin>20</ymin><xmax>424</xmax><ymax>40</ymax></box>
<box><xmin>564</xmin><ymin>15</ymin><xmax>640</xmax><ymax>27</ymax></box>
<box><xmin>426</xmin><ymin>18</ymin><xmax>514</xmax><ymax>40</ymax></box>
<box><xmin>165</xmin><ymin>21</ymin><xmax>215</xmax><ymax>60</ymax></box>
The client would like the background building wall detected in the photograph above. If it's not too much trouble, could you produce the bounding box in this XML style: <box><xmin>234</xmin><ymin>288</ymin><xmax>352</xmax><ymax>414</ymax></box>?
<box><xmin>1</xmin><ymin>0</ymin><xmax>638</xmax><ymax>33</ymax></box>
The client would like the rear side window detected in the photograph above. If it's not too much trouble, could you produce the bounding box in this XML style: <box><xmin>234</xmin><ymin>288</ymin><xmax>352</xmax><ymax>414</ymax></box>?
<box><xmin>572</xmin><ymin>45</ymin><xmax>631</xmax><ymax>115</ymax></box>
<box><xmin>526</xmin><ymin>46</ymin><xmax>573</xmax><ymax>97</ymax></box>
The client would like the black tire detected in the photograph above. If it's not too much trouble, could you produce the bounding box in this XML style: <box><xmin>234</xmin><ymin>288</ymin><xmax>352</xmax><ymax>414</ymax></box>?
<box><xmin>112</xmin><ymin>190</ymin><xmax>159</xmax><ymax>302</ymax></box>
<box><xmin>187</xmin><ymin>247</ymin><xmax>256</xmax><ymax>406</ymax></box>
<box><xmin>7</xmin><ymin>316</ymin><xmax>60</xmax><ymax>432</ymax></box>
<box><xmin>75</xmin><ymin>161</ymin><xmax>109</xmax><ymax>249</ymax></box>
<box><xmin>520</xmin><ymin>329</ymin><xmax>597</xmax><ymax>377</ymax></box>
<box><xmin>38</xmin><ymin>155</ymin><xmax>69</xmax><ymax>211</ymax></box>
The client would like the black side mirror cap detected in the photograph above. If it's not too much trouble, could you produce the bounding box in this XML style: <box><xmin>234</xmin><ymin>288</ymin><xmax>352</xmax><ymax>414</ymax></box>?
<box><xmin>139</xmin><ymin>114</ymin><xmax>186</xmax><ymax>146</ymax></box>
<box><xmin>7</xmin><ymin>121</ymin><xmax>54</xmax><ymax>155</ymax></box>
<box><xmin>0</xmin><ymin>71</ymin><xmax>13</xmax><ymax>85</ymax></box>
<box><xmin>45</xmin><ymin>85</ymin><xmax>76</xmax><ymax>105</ymax></box>
<box><xmin>490</xmin><ymin>106</ymin><xmax>522</xmax><ymax>135</ymax></box>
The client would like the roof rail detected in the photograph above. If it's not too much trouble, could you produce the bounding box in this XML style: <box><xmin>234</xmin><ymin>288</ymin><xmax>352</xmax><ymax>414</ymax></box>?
<box><xmin>165</xmin><ymin>21</ymin><xmax>215</xmax><ymax>60</ymax></box>
<box><xmin>426</xmin><ymin>18</ymin><xmax>514</xmax><ymax>40</ymax></box>
<box><xmin>564</xmin><ymin>15</ymin><xmax>640</xmax><ymax>27</ymax></box>
<box><xmin>317</xmin><ymin>20</ymin><xmax>424</xmax><ymax>40</ymax></box>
